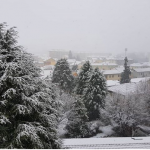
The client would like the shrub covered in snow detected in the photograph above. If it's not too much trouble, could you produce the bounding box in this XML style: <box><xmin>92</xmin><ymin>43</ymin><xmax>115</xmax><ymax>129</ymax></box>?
<box><xmin>65</xmin><ymin>97</ymin><xmax>89</xmax><ymax>138</ymax></box>
<box><xmin>106</xmin><ymin>81</ymin><xmax>150</xmax><ymax>137</ymax></box>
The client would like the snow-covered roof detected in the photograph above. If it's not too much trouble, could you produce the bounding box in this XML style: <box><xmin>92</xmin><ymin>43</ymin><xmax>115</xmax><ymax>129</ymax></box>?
<box><xmin>108</xmin><ymin>83</ymin><xmax>140</xmax><ymax>96</ymax></box>
<box><xmin>131</xmin><ymin>77</ymin><xmax>150</xmax><ymax>83</ymax></box>
<box><xmin>107</xmin><ymin>80</ymin><xmax>120</xmax><ymax>87</ymax></box>
<box><xmin>91</xmin><ymin>62</ymin><xmax>118</xmax><ymax>66</ymax></box>
<box><xmin>63</xmin><ymin>137</ymin><xmax>150</xmax><ymax>149</ymax></box>
<box><xmin>130</xmin><ymin>62</ymin><xmax>150</xmax><ymax>67</ymax></box>
<box><xmin>106</xmin><ymin>77</ymin><xmax>150</xmax><ymax>87</ymax></box>
<box><xmin>103</xmin><ymin>70</ymin><xmax>122</xmax><ymax>75</ymax></box>
<box><xmin>133</xmin><ymin>68</ymin><xmax>150</xmax><ymax>72</ymax></box>
<box><xmin>67</xmin><ymin>59</ymin><xmax>81</xmax><ymax>66</ymax></box>
<box><xmin>42</xmin><ymin>65</ymin><xmax>54</xmax><ymax>70</ymax></box>
<box><xmin>40</xmin><ymin>70</ymin><xmax>52</xmax><ymax>79</ymax></box>
<box><xmin>43</xmin><ymin>57</ymin><xmax>58</xmax><ymax>61</ymax></box>
<box><xmin>101</xmin><ymin>66</ymin><xmax>124</xmax><ymax>75</ymax></box>
<box><xmin>115</xmin><ymin>57</ymin><xmax>133</xmax><ymax>61</ymax></box>
<box><xmin>106</xmin><ymin>57</ymin><xmax>116</xmax><ymax>60</ymax></box>
<box><xmin>67</xmin><ymin>59</ymin><xmax>76</xmax><ymax>63</ymax></box>
<box><xmin>75</xmin><ymin>61</ymin><xmax>81</xmax><ymax>65</ymax></box>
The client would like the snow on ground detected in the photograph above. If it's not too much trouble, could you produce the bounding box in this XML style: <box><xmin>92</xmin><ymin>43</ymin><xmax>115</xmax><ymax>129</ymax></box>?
<box><xmin>63</xmin><ymin>137</ymin><xmax>150</xmax><ymax>149</ymax></box>
<box><xmin>58</xmin><ymin>118</ymin><xmax>68</xmax><ymax>138</ymax></box>
<box><xmin>91</xmin><ymin>125</ymin><xmax>114</xmax><ymax>138</ymax></box>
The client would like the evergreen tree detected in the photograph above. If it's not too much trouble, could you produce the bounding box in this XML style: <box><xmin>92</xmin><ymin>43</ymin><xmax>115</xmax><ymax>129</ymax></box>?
<box><xmin>65</xmin><ymin>97</ymin><xmax>89</xmax><ymax>138</ymax></box>
<box><xmin>120</xmin><ymin>57</ymin><xmax>131</xmax><ymax>84</ymax></box>
<box><xmin>52</xmin><ymin>58</ymin><xmax>74</xmax><ymax>93</ymax></box>
<box><xmin>75</xmin><ymin>61</ymin><xmax>92</xmax><ymax>95</ymax></box>
<box><xmin>0</xmin><ymin>23</ymin><xmax>61</xmax><ymax>148</ymax></box>
<box><xmin>83</xmin><ymin>68</ymin><xmax>107</xmax><ymax>121</ymax></box>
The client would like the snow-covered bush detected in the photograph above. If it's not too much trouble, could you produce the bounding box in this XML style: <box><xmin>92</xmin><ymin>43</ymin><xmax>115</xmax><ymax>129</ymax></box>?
<box><xmin>106</xmin><ymin>81</ymin><xmax>150</xmax><ymax>137</ymax></box>
<box><xmin>0</xmin><ymin>23</ymin><xmax>61</xmax><ymax>148</ymax></box>
<box><xmin>65</xmin><ymin>97</ymin><xmax>89</xmax><ymax>138</ymax></box>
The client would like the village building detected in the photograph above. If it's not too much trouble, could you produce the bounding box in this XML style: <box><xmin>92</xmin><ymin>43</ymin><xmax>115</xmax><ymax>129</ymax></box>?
<box><xmin>115</xmin><ymin>57</ymin><xmax>133</xmax><ymax>65</ymax></box>
<box><xmin>91</xmin><ymin>62</ymin><xmax>118</xmax><ymax>70</ymax></box>
<box><xmin>108</xmin><ymin>78</ymin><xmax>150</xmax><ymax>99</ymax></box>
<box><xmin>44</xmin><ymin>58</ymin><xmax>58</xmax><ymax>66</ymax></box>
<box><xmin>131</xmin><ymin>68</ymin><xmax>150</xmax><ymax>78</ymax></box>
<box><xmin>106</xmin><ymin>57</ymin><xmax>116</xmax><ymax>64</ymax></box>
<box><xmin>106</xmin><ymin>80</ymin><xmax>120</xmax><ymax>87</ymax></box>
<box><xmin>108</xmin><ymin>82</ymin><xmax>139</xmax><ymax>98</ymax></box>
<box><xmin>95</xmin><ymin>58</ymin><xmax>104</xmax><ymax>63</ymax></box>
<box><xmin>34</xmin><ymin>61</ymin><xmax>44</xmax><ymax>67</ymax></box>
<box><xmin>87</xmin><ymin>56</ymin><xmax>104</xmax><ymax>63</ymax></box>
<box><xmin>130</xmin><ymin>62</ymin><xmax>150</xmax><ymax>69</ymax></box>
<box><xmin>40</xmin><ymin>65</ymin><xmax>55</xmax><ymax>79</ymax></box>
<box><xmin>103</xmin><ymin>69</ymin><xmax>123</xmax><ymax>81</ymax></box>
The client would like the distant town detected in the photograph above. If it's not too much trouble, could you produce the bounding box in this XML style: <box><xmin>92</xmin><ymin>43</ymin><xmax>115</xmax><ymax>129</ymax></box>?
<box><xmin>33</xmin><ymin>49</ymin><xmax>150</xmax><ymax>86</ymax></box>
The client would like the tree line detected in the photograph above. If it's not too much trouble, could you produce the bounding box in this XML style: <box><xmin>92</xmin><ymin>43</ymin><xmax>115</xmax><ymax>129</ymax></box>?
<box><xmin>52</xmin><ymin>58</ymin><xmax>108</xmax><ymax>138</ymax></box>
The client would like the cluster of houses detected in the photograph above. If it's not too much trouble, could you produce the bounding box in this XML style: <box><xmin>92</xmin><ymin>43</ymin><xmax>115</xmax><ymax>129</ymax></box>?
<box><xmin>33</xmin><ymin>50</ymin><xmax>150</xmax><ymax>98</ymax></box>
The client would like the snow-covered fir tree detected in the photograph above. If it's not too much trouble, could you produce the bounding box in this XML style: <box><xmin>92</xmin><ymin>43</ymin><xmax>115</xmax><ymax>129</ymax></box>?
<box><xmin>75</xmin><ymin>61</ymin><xmax>92</xmax><ymax>95</ymax></box>
<box><xmin>65</xmin><ymin>97</ymin><xmax>89</xmax><ymax>138</ymax></box>
<box><xmin>120</xmin><ymin>57</ymin><xmax>131</xmax><ymax>84</ymax></box>
<box><xmin>83</xmin><ymin>68</ymin><xmax>107</xmax><ymax>121</ymax></box>
<box><xmin>52</xmin><ymin>58</ymin><xmax>74</xmax><ymax>93</ymax></box>
<box><xmin>0</xmin><ymin>23</ymin><xmax>61</xmax><ymax>148</ymax></box>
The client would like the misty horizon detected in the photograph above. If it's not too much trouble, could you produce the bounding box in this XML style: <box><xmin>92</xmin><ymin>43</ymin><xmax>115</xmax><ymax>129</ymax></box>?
<box><xmin>0</xmin><ymin>0</ymin><xmax>150</xmax><ymax>55</ymax></box>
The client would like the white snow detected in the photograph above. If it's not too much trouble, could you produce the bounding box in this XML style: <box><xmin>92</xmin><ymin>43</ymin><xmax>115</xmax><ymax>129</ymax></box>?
<box><xmin>91</xmin><ymin>125</ymin><xmax>114</xmax><ymax>138</ymax></box>
<box><xmin>63</xmin><ymin>137</ymin><xmax>150</xmax><ymax>149</ymax></box>
<box><xmin>40</xmin><ymin>70</ymin><xmax>53</xmax><ymax>79</ymax></box>
<box><xmin>0</xmin><ymin>115</ymin><xmax>11</xmax><ymax>124</ymax></box>
<box><xmin>58</xmin><ymin>118</ymin><xmax>68</xmax><ymax>137</ymax></box>
<box><xmin>133</xmin><ymin>68</ymin><xmax>150</xmax><ymax>72</ymax></box>
<box><xmin>131</xmin><ymin>77</ymin><xmax>150</xmax><ymax>83</ymax></box>
<box><xmin>103</xmin><ymin>70</ymin><xmax>122</xmax><ymax>75</ymax></box>
<box><xmin>106</xmin><ymin>77</ymin><xmax>150</xmax><ymax>87</ymax></box>
<box><xmin>130</xmin><ymin>62</ymin><xmax>150</xmax><ymax>67</ymax></box>
<box><xmin>107</xmin><ymin>80</ymin><xmax>120</xmax><ymax>87</ymax></box>
<box><xmin>108</xmin><ymin>83</ymin><xmax>138</xmax><ymax>96</ymax></box>
<box><xmin>91</xmin><ymin>62</ymin><xmax>118</xmax><ymax>66</ymax></box>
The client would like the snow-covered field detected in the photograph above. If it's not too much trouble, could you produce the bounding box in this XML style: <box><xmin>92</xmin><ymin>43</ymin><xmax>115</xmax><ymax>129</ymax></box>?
<box><xmin>63</xmin><ymin>137</ymin><xmax>150</xmax><ymax>149</ymax></box>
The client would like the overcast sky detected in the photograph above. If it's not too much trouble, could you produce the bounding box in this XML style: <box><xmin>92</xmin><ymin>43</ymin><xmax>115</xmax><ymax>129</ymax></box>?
<box><xmin>0</xmin><ymin>0</ymin><xmax>150</xmax><ymax>55</ymax></box>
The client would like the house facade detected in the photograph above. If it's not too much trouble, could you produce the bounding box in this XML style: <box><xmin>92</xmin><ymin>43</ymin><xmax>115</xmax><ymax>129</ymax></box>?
<box><xmin>103</xmin><ymin>70</ymin><xmax>122</xmax><ymax>80</ymax></box>
<box><xmin>131</xmin><ymin>68</ymin><xmax>150</xmax><ymax>78</ymax></box>
<box><xmin>91</xmin><ymin>62</ymin><xmax>118</xmax><ymax>70</ymax></box>
<box><xmin>44</xmin><ymin>58</ymin><xmax>57</xmax><ymax>66</ymax></box>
